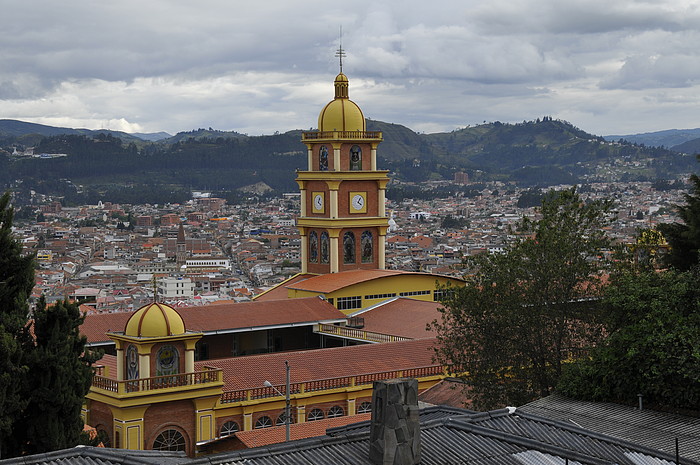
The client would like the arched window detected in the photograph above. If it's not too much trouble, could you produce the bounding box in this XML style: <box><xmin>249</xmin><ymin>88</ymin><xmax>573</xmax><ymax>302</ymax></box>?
<box><xmin>152</xmin><ymin>429</ymin><xmax>186</xmax><ymax>452</ymax></box>
<box><xmin>328</xmin><ymin>406</ymin><xmax>344</xmax><ymax>418</ymax></box>
<box><xmin>126</xmin><ymin>345</ymin><xmax>138</xmax><ymax>380</ymax></box>
<box><xmin>350</xmin><ymin>145</ymin><xmax>362</xmax><ymax>170</ymax></box>
<box><xmin>361</xmin><ymin>230</ymin><xmax>373</xmax><ymax>263</ymax></box>
<box><xmin>255</xmin><ymin>416</ymin><xmax>273</xmax><ymax>429</ymax></box>
<box><xmin>320</xmin><ymin>232</ymin><xmax>330</xmax><ymax>264</ymax></box>
<box><xmin>276</xmin><ymin>411</ymin><xmax>295</xmax><ymax>426</ymax></box>
<box><xmin>220</xmin><ymin>421</ymin><xmax>239</xmax><ymax>437</ymax></box>
<box><xmin>358</xmin><ymin>401</ymin><xmax>372</xmax><ymax>413</ymax></box>
<box><xmin>309</xmin><ymin>231</ymin><xmax>318</xmax><ymax>263</ymax></box>
<box><xmin>319</xmin><ymin>145</ymin><xmax>329</xmax><ymax>171</ymax></box>
<box><xmin>307</xmin><ymin>408</ymin><xmax>324</xmax><ymax>421</ymax></box>
<box><xmin>343</xmin><ymin>232</ymin><xmax>356</xmax><ymax>264</ymax></box>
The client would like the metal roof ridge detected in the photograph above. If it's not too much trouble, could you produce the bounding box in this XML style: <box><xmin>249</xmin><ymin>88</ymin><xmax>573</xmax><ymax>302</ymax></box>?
<box><xmin>440</xmin><ymin>419</ymin><xmax>615</xmax><ymax>465</ymax></box>
<box><xmin>348</xmin><ymin>296</ymin><xmax>400</xmax><ymax>316</ymax></box>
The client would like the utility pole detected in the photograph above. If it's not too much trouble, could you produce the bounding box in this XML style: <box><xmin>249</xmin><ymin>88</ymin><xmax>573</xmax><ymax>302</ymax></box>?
<box><xmin>285</xmin><ymin>360</ymin><xmax>291</xmax><ymax>442</ymax></box>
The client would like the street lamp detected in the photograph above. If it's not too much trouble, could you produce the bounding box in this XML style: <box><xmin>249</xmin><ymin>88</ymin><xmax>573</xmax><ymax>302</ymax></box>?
<box><xmin>263</xmin><ymin>360</ymin><xmax>291</xmax><ymax>442</ymax></box>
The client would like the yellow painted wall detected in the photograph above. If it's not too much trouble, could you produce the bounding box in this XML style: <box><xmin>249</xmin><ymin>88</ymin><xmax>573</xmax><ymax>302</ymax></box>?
<box><xmin>290</xmin><ymin>274</ymin><xmax>463</xmax><ymax>313</ymax></box>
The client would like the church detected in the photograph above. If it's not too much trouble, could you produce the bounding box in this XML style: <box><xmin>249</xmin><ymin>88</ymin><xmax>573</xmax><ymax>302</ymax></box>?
<box><xmin>254</xmin><ymin>69</ymin><xmax>464</xmax><ymax>312</ymax></box>
<box><xmin>81</xmin><ymin>66</ymin><xmax>464</xmax><ymax>457</ymax></box>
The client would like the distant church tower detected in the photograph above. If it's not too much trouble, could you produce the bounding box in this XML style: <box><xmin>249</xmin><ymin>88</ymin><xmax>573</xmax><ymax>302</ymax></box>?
<box><xmin>176</xmin><ymin>223</ymin><xmax>188</xmax><ymax>268</ymax></box>
<box><xmin>296</xmin><ymin>56</ymin><xmax>390</xmax><ymax>274</ymax></box>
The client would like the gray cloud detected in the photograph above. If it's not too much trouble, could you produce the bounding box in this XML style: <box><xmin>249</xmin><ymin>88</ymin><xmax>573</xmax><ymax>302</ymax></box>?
<box><xmin>1</xmin><ymin>0</ymin><xmax>700</xmax><ymax>136</ymax></box>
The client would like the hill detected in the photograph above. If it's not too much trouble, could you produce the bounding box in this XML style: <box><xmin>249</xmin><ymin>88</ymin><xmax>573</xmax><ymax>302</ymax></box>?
<box><xmin>0</xmin><ymin>118</ymin><xmax>696</xmax><ymax>205</ymax></box>
<box><xmin>0</xmin><ymin>119</ymin><xmax>150</xmax><ymax>143</ymax></box>
<box><xmin>671</xmin><ymin>138</ymin><xmax>700</xmax><ymax>155</ymax></box>
<box><xmin>604</xmin><ymin>128</ymin><xmax>700</xmax><ymax>148</ymax></box>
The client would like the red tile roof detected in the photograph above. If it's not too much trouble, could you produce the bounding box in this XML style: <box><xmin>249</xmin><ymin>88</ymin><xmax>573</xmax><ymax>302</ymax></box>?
<box><xmin>254</xmin><ymin>273</ymin><xmax>316</xmax><ymax>302</ymax></box>
<box><xmin>182</xmin><ymin>297</ymin><xmax>346</xmax><ymax>332</ymax></box>
<box><xmin>356</xmin><ymin>297</ymin><xmax>443</xmax><ymax>339</ymax></box>
<box><xmin>234</xmin><ymin>414</ymin><xmax>371</xmax><ymax>448</ymax></box>
<box><xmin>286</xmin><ymin>269</ymin><xmax>426</xmax><ymax>293</ymax></box>
<box><xmin>80</xmin><ymin>297</ymin><xmax>346</xmax><ymax>344</ymax></box>
<box><xmin>418</xmin><ymin>378</ymin><xmax>473</xmax><ymax>409</ymax></box>
<box><xmin>195</xmin><ymin>338</ymin><xmax>437</xmax><ymax>391</ymax></box>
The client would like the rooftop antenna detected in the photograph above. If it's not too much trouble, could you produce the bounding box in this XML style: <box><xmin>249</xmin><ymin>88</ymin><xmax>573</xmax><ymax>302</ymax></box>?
<box><xmin>335</xmin><ymin>26</ymin><xmax>346</xmax><ymax>73</ymax></box>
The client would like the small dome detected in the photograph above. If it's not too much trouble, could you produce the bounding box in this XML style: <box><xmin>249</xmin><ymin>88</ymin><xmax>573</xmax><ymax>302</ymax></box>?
<box><xmin>125</xmin><ymin>302</ymin><xmax>186</xmax><ymax>338</ymax></box>
<box><xmin>318</xmin><ymin>73</ymin><xmax>366</xmax><ymax>132</ymax></box>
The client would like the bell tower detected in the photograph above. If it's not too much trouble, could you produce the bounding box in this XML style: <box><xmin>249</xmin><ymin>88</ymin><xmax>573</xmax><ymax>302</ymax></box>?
<box><xmin>296</xmin><ymin>58</ymin><xmax>390</xmax><ymax>274</ymax></box>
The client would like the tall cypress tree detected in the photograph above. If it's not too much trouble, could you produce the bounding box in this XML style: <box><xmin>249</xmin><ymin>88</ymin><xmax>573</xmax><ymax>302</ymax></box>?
<box><xmin>0</xmin><ymin>193</ymin><xmax>100</xmax><ymax>458</ymax></box>
<box><xmin>0</xmin><ymin>191</ymin><xmax>35</xmax><ymax>459</ymax></box>
<box><xmin>16</xmin><ymin>298</ymin><xmax>101</xmax><ymax>455</ymax></box>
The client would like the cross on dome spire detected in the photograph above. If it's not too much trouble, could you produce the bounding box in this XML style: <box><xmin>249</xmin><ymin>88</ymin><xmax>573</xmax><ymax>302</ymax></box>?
<box><xmin>335</xmin><ymin>26</ymin><xmax>346</xmax><ymax>73</ymax></box>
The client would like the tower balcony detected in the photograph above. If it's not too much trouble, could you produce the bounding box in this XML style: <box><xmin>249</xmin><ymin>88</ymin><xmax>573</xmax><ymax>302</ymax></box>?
<box><xmin>90</xmin><ymin>366</ymin><xmax>224</xmax><ymax>397</ymax></box>
<box><xmin>302</xmin><ymin>130</ymin><xmax>382</xmax><ymax>141</ymax></box>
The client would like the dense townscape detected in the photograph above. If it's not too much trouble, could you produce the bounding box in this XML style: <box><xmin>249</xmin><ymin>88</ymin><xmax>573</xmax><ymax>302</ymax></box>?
<box><xmin>12</xmin><ymin>177</ymin><xmax>686</xmax><ymax>313</ymax></box>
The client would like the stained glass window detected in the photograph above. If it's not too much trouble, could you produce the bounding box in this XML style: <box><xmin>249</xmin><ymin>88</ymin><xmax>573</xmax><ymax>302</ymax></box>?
<box><xmin>309</xmin><ymin>231</ymin><xmax>318</xmax><ymax>263</ymax></box>
<box><xmin>343</xmin><ymin>232</ymin><xmax>356</xmax><ymax>264</ymax></box>
<box><xmin>350</xmin><ymin>145</ymin><xmax>362</xmax><ymax>170</ymax></box>
<box><xmin>320</xmin><ymin>232</ymin><xmax>330</xmax><ymax>264</ymax></box>
<box><xmin>156</xmin><ymin>345</ymin><xmax>179</xmax><ymax>377</ymax></box>
<box><xmin>319</xmin><ymin>145</ymin><xmax>329</xmax><ymax>171</ymax></box>
<box><xmin>126</xmin><ymin>345</ymin><xmax>138</xmax><ymax>380</ymax></box>
<box><xmin>361</xmin><ymin>230</ymin><xmax>373</xmax><ymax>263</ymax></box>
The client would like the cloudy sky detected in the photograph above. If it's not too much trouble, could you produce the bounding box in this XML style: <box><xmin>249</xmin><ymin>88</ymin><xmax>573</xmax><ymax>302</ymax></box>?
<box><xmin>2</xmin><ymin>0</ymin><xmax>700</xmax><ymax>137</ymax></box>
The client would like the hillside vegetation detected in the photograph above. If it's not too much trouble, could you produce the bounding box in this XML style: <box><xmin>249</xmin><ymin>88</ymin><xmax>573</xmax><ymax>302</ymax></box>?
<box><xmin>0</xmin><ymin>118</ymin><xmax>696</xmax><ymax>205</ymax></box>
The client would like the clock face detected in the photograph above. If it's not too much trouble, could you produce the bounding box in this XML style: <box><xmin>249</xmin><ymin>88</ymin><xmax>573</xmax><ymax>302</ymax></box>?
<box><xmin>350</xmin><ymin>192</ymin><xmax>366</xmax><ymax>213</ymax></box>
<box><xmin>312</xmin><ymin>193</ymin><xmax>324</xmax><ymax>213</ymax></box>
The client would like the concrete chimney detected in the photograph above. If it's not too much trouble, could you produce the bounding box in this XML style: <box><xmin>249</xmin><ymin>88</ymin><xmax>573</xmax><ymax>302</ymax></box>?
<box><xmin>369</xmin><ymin>378</ymin><xmax>421</xmax><ymax>465</ymax></box>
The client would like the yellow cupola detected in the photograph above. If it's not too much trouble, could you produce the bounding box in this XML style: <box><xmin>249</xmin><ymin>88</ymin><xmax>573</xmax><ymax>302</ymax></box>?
<box><xmin>124</xmin><ymin>302</ymin><xmax>186</xmax><ymax>338</ymax></box>
<box><xmin>317</xmin><ymin>73</ymin><xmax>366</xmax><ymax>132</ymax></box>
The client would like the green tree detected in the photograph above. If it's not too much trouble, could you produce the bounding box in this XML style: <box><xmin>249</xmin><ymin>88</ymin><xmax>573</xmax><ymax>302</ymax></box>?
<box><xmin>0</xmin><ymin>192</ymin><xmax>100</xmax><ymax>458</ymax></box>
<box><xmin>441</xmin><ymin>214</ymin><xmax>467</xmax><ymax>229</ymax></box>
<box><xmin>14</xmin><ymin>298</ymin><xmax>101</xmax><ymax>455</ymax></box>
<box><xmin>0</xmin><ymin>191</ymin><xmax>35</xmax><ymax>459</ymax></box>
<box><xmin>658</xmin><ymin>174</ymin><xmax>700</xmax><ymax>270</ymax></box>
<box><xmin>558</xmin><ymin>268</ymin><xmax>700</xmax><ymax>410</ymax></box>
<box><xmin>431</xmin><ymin>188</ymin><xmax>612</xmax><ymax>409</ymax></box>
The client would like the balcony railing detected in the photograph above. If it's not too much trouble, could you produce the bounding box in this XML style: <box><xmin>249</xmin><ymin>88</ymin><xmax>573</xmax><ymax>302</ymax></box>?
<box><xmin>301</xmin><ymin>130</ymin><xmax>382</xmax><ymax>141</ymax></box>
<box><xmin>91</xmin><ymin>366</ymin><xmax>223</xmax><ymax>394</ymax></box>
<box><xmin>315</xmin><ymin>323</ymin><xmax>412</xmax><ymax>343</ymax></box>
<box><xmin>219</xmin><ymin>365</ymin><xmax>444</xmax><ymax>404</ymax></box>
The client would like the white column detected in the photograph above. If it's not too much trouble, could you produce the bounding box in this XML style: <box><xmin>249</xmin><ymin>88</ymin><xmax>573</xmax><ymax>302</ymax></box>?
<box><xmin>299</xmin><ymin>189</ymin><xmax>307</xmax><ymax>217</ymax></box>
<box><xmin>116</xmin><ymin>349</ymin><xmax>124</xmax><ymax>381</ymax></box>
<box><xmin>139</xmin><ymin>354</ymin><xmax>150</xmax><ymax>378</ymax></box>
<box><xmin>300</xmin><ymin>235</ymin><xmax>308</xmax><ymax>273</ymax></box>
<box><xmin>378</xmin><ymin>234</ymin><xmax>386</xmax><ymax>270</ymax></box>
<box><xmin>330</xmin><ymin>236</ymin><xmax>339</xmax><ymax>273</ymax></box>
<box><xmin>185</xmin><ymin>349</ymin><xmax>195</xmax><ymax>373</ymax></box>
<box><xmin>378</xmin><ymin>189</ymin><xmax>386</xmax><ymax>217</ymax></box>
<box><xmin>330</xmin><ymin>190</ymin><xmax>338</xmax><ymax>219</ymax></box>
<box><xmin>333</xmin><ymin>148</ymin><xmax>341</xmax><ymax>171</ymax></box>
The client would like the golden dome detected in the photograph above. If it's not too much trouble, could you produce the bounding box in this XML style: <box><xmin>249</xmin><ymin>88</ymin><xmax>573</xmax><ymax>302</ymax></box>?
<box><xmin>318</xmin><ymin>73</ymin><xmax>366</xmax><ymax>132</ymax></box>
<box><xmin>125</xmin><ymin>302</ymin><xmax>186</xmax><ymax>338</ymax></box>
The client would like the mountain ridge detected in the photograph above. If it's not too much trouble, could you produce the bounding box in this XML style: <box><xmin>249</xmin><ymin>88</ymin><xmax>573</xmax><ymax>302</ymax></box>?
<box><xmin>1</xmin><ymin>118</ymin><xmax>697</xmax><ymax>205</ymax></box>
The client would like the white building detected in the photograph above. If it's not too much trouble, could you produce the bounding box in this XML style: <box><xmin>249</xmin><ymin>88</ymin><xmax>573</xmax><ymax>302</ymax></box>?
<box><xmin>157</xmin><ymin>277</ymin><xmax>195</xmax><ymax>300</ymax></box>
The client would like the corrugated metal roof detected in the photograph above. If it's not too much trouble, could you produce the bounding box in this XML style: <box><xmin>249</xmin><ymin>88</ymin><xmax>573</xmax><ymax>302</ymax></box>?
<box><xmin>0</xmin><ymin>447</ymin><xmax>188</xmax><ymax>465</ymax></box>
<box><xmin>519</xmin><ymin>394</ymin><xmax>700</xmax><ymax>462</ymax></box>
<box><xmin>4</xmin><ymin>405</ymin><xmax>696</xmax><ymax>465</ymax></box>
<box><xmin>188</xmin><ymin>407</ymin><xmax>698</xmax><ymax>465</ymax></box>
